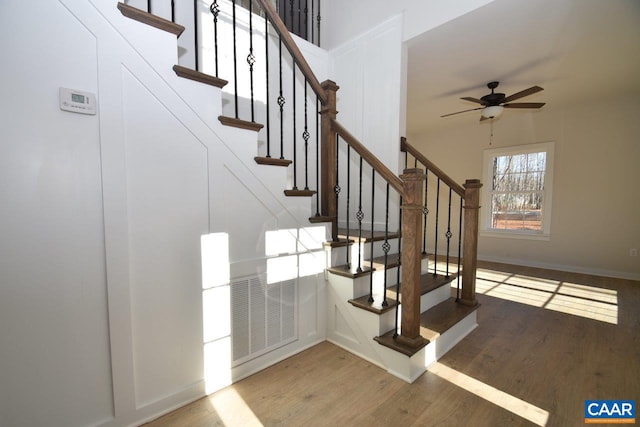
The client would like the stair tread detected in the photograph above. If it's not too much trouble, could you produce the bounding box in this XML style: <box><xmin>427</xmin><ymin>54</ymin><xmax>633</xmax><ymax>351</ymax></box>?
<box><xmin>419</xmin><ymin>297</ymin><xmax>480</xmax><ymax>341</ymax></box>
<box><xmin>348</xmin><ymin>294</ymin><xmax>397</xmax><ymax>314</ymax></box>
<box><xmin>374</xmin><ymin>298</ymin><xmax>478</xmax><ymax>357</ymax></box>
<box><xmin>309</xmin><ymin>215</ymin><xmax>332</xmax><ymax>223</ymax></box>
<box><xmin>337</xmin><ymin>228</ymin><xmax>399</xmax><ymax>242</ymax></box>
<box><xmin>326</xmin><ymin>264</ymin><xmax>373</xmax><ymax>278</ymax></box>
<box><xmin>386</xmin><ymin>272</ymin><xmax>457</xmax><ymax>300</ymax></box>
<box><xmin>117</xmin><ymin>2</ymin><xmax>185</xmax><ymax>36</ymax></box>
<box><xmin>284</xmin><ymin>189</ymin><xmax>316</xmax><ymax>197</ymax></box>
<box><xmin>218</xmin><ymin>116</ymin><xmax>264</xmax><ymax>131</ymax></box>
<box><xmin>255</xmin><ymin>157</ymin><xmax>292</xmax><ymax>167</ymax></box>
<box><xmin>369</xmin><ymin>252</ymin><xmax>431</xmax><ymax>269</ymax></box>
<box><xmin>173</xmin><ymin>65</ymin><xmax>227</xmax><ymax>88</ymax></box>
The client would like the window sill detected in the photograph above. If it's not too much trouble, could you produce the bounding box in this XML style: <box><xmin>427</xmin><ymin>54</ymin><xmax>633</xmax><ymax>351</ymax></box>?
<box><xmin>480</xmin><ymin>229</ymin><xmax>551</xmax><ymax>241</ymax></box>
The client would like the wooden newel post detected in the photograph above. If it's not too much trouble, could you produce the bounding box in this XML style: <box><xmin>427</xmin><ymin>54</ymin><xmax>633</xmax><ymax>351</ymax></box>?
<box><xmin>319</xmin><ymin>80</ymin><xmax>339</xmax><ymax>241</ymax></box>
<box><xmin>397</xmin><ymin>168</ymin><xmax>428</xmax><ymax>349</ymax></box>
<box><xmin>461</xmin><ymin>179</ymin><xmax>482</xmax><ymax>306</ymax></box>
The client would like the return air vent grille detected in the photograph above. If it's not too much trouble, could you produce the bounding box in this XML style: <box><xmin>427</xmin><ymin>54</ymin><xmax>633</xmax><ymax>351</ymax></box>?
<box><xmin>231</xmin><ymin>274</ymin><xmax>297</xmax><ymax>365</ymax></box>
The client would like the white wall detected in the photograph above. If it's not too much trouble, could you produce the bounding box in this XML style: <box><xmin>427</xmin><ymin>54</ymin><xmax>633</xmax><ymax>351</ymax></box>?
<box><xmin>0</xmin><ymin>1</ymin><xmax>329</xmax><ymax>426</ymax></box>
<box><xmin>409</xmin><ymin>95</ymin><xmax>640</xmax><ymax>279</ymax></box>
<box><xmin>323</xmin><ymin>0</ymin><xmax>496</xmax><ymax>48</ymax></box>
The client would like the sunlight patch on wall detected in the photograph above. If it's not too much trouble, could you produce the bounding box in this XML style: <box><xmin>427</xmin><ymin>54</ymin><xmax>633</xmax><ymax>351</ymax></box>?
<box><xmin>474</xmin><ymin>268</ymin><xmax>618</xmax><ymax>324</ymax></box>
<box><xmin>265</xmin><ymin>226</ymin><xmax>326</xmax><ymax>284</ymax></box>
<box><xmin>429</xmin><ymin>362</ymin><xmax>550</xmax><ymax>426</ymax></box>
<box><xmin>202</xmin><ymin>232</ymin><xmax>230</xmax><ymax>289</ymax></box>
<box><xmin>201</xmin><ymin>233</ymin><xmax>232</xmax><ymax>394</ymax></box>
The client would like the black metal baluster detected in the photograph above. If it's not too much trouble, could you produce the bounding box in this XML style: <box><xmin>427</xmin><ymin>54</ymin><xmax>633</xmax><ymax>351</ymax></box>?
<box><xmin>297</xmin><ymin>0</ymin><xmax>301</xmax><ymax>36</ymax></box>
<box><xmin>304</xmin><ymin>0</ymin><xmax>309</xmax><ymax>41</ymax></box>
<box><xmin>289</xmin><ymin>0</ymin><xmax>294</xmax><ymax>34</ymax></box>
<box><xmin>394</xmin><ymin>195</ymin><xmax>403</xmax><ymax>339</ymax></box>
<box><xmin>171</xmin><ymin>0</ymin><xmax>175</xmax><ymax>22</ymax></box>
<box><xmin>423</xmin><ymin>171</ymin><xmax>428</xmax><ymax>255</ymax></box>
<box><xmin>264</xmin><ymin>9</ymin><xmax>271</xmax><ymax>157</ymax></box>
<box><xmin>368</xmin><ymin>170</ymin><xmax>375</xmax><ymax>303</ymax></box>
<box><xmin>316</xmin><ymin>0</ymin><xmax>321</xmax><ymax>47</ymax></box>
<box><xmin>209</xmin><ymin>1</ymin><xmax>220</xmax><ymax>77</ymax></box>
<box><xmin>314</xmin><ymin>96</ymin><xmax>320</xmax><ymax>216</ymax></box>
<box><xmin>433</xmin><ymin>178</ymin><xmax>440</xmax><ymax>277</ymax></box>
<box><xmin>457</xmin><ymin>197</ymin><xmax>463</xmax><ymax>301</ymax></box>
<box><xmin>334</xmin><ymin>135</ymin><xmax>341</xmax><ymax>243</ymax></box>
<box><xmin>345</xmin><ymin>145</ymin><xmax>351</xmax><ymax>269</ymax></box>
<box><xmin>311</xmin><ymin>0</ymin><xmax>315</xmax><ymax>44</ymax></box>
<box><xmin>292</xmin><ymin>63</ymin><xmax>298</xmax><ymax>189</ymax></box>
<box><xmin>232</xmin><ymin>0</ymin><xmax>239</xmax><ymax>118</ymax></box>
<box><xmin>303</xmin><ymin>81</ymin><xmax>310</xmax><ymax>190</ymax></box>
<box><xmin>247</xmin><ymin>0</ymin><xmax>255</xmax><ymax>122</ymax></box>
<box><xmin>382</xmin><ymin>183</ymin><xmax>390</xmax><ymax>307</ymax></box>
<box><xmin>193</xmin><ymin>0</ymin><xmax>199</xmax><ymax>70</ymax></box>
<box><xmin>147</xmin><ymin>0</ymin><xmax>151</xmax><ymax>14</ymax></box>
<box><xmin>356</xmin><ymin>157</ymin><xmax>364</xmax><ymax>273</ymax></box>
<box><xmin>445</xmin><ymin>187</ymin><xmax>453</xmax><ymax>279</ymax></box>
<box><xmin>277</xmin><ymin>36</ymin><xmax>285</xmax><ymax>159</ymax></box>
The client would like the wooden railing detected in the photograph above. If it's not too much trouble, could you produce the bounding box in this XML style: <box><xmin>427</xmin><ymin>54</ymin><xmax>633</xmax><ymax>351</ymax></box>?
<box><xmin>401</xmin><ymin>138</ymin><xmax>481</xmax><ymax>308</ymax></box>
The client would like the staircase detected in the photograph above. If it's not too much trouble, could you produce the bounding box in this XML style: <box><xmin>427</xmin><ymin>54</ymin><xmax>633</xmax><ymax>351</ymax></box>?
<box><xmin>117</xmin><ymin>0</ymin><xmax>481</xmax><ymax>383</ymax></box>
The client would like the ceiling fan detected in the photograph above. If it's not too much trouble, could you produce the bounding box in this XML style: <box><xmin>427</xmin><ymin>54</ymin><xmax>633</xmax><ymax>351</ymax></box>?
<box><xmin>441</xmin><ymin>81</ymin><xmax>545</xmax><ymax>121</ymax></box>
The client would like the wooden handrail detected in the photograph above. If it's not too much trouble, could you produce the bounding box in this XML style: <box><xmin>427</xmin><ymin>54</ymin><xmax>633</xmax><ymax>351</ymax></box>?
<box><xmin>401</xmin><ymin>137</ymin><xmax>465</xmax><ymax>197</ymax></box>
<box><xmin>332</xmin><ymin>120</ymin><xmax>403</xmax><ymax>193</ymax></box>
<box><xmin>255</xmin><ymin>0</ymin><xmax>328</xmax><ymax>105</ymax></box>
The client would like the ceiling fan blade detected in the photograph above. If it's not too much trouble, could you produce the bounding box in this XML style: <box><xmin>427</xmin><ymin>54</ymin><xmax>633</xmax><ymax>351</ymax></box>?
<box><xmin>502</xmin><ymin>86</ymin><xmax>543</xmax><ymax>103</ymax></box>
<box><xmin>461</xmin><ymin>96</ymin><xmax>487</xmax><ymax>105</ymax></box>
<box><xmin>440</xmin><ymin>107</ymin><xmax>483</xmax><ymax>118</ymax></box>
<box><xmin>503</xmin><ymin>102</ymin><xmax>546</xmax><ymax>109</ymax></box>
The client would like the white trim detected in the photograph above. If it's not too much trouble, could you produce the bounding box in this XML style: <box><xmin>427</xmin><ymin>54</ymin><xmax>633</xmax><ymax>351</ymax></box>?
<box><xmin>481</xmin><ymin>141</ymin><xmax>555</xmax><ymax>239</ymax></box>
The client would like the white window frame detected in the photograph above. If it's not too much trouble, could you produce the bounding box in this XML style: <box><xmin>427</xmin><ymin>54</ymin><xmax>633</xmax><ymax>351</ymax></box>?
<box><xmin>481</xmin><ymin>142</ymin><xmax>554</xmax><ymax>240</ymax></box>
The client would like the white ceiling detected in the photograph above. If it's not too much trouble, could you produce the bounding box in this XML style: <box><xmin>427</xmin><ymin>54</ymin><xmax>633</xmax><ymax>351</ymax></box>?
<box><xmin>406</xmin><ymin>0</ymin><xmax>640</xmax><ymax>135</ymax></box>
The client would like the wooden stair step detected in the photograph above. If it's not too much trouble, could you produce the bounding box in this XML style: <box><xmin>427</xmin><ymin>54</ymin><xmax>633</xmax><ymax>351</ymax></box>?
<box><xmin>308</xmin><ymin>215</ymin><xmax>332</xmax><ymax>223</ymax></box>
<box><xmin>173</xmin><ymin>65</ymin><xmax>227</xmax><ymax>88</ymax></box>
<box><xmin>419</xmin><ymin>297</ymin><xmax>480</xmax><ymax>342</ymax></box>
<box><xmin>218</xmin><ymin>116</ymin><xmax>264</xmax><ymax>132</ymax></box>
<box><xmin>373</xmin><ymin>297</ymin><xmax>478</xmax><ymax>357</ymax></box>
<box><xmin>117</xmin><ymin>2</ymin><xmax>184</xmax><ymax>36</ymax></box>
<box><xmin>348</xmin><ymin>294</ymin><xmax>397</xmax><ymax>314</ymax></box>
<box><xmin>386</xmin><ymin>272</ymin><xmax>458</xmax><ymax>301</ymax></box>
<box><xmin>337</xmin><ymin>228</ymin><xmax>399</xmax><ymax>242</ymax></box>
<box><xmin>369</xmin><ymin>252</ymin><xmax>431</xmax><ymax>270</ymax></box>
<box><xmin>254</xmin><ymin>157</ymin><xmax>292</xmax><ymax>167</ymax></box>
<box><xmin>326</xmin><ymin>264</ymin><xmax>373</xmax><ymax>278</ymax></box>
<box><xmin>322</xmin><ymin>238</ymin><xmax>354</xmax><ymax>249</ymax></box>
<box><xmin>284</xmin><ymin>189</ymin><xmax>316</xmax><ymax>197</ymax></box>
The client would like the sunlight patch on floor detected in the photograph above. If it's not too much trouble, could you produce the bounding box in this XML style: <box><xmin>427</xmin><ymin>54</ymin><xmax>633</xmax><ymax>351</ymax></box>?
<box><xmin>208</xmin><ymin>387</ymin><xmax>264</xmax><ymax>427</ymax></box>
<box><xmin>474</xmin><ymin>268</ymin><xmax>618</xmax><ymax>324</ymax></box>
<box><xmin>429</xmin><ymin>361</ymin><xmax>550</xmax><ymax>426</ymax></box>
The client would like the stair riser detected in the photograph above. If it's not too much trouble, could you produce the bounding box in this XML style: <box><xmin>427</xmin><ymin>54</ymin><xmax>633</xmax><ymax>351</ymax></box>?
<box><xmin>329</xmin><ymin>274</ymin><xmax>372</xmax><ymax>300</ymax></box>
<box><xmin>420</xmin><ymin>282</ymin><xmax>452</xmax><ymax>312</ymax></box>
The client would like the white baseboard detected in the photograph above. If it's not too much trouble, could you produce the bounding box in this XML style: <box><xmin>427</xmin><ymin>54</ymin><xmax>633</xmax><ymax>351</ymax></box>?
<box><xmin>478</xmin><ymin>254</ymin><xmax>640</xmax><ymax>281</ymax></box>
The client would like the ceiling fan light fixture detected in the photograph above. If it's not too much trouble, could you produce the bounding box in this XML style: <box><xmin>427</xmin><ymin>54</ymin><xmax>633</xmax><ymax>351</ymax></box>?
<box><xmin>482</xmin><ymin>105</ymin><xmax>504</xmax><ymax>119</ymax></box>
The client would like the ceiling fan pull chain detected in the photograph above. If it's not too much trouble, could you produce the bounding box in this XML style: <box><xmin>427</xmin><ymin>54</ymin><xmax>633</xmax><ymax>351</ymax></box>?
<box><xmin>490</xmin><ymin>119</ymin><xmax>494</xmax><ymax>145</ymax></box>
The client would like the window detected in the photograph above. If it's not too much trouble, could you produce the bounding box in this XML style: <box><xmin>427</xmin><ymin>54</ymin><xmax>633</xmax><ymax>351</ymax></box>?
<box><xmin>481</xmin><ymin>142</ymin><xmax>554</xmax><ymax>239</ymax></box>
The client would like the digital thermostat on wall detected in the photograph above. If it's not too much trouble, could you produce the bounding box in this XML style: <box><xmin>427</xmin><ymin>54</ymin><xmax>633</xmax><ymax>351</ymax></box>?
<box><xmin>59</xmin><ymin>87</ymin><xmax>96</xmax><ymax>115</ymax></box>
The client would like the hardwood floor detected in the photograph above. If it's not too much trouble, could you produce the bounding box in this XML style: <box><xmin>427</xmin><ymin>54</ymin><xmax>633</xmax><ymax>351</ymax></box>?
<box><xmin>144</xmin><ymin>262</ymin><xmax>640</xmax><ymax>427</ymax></box>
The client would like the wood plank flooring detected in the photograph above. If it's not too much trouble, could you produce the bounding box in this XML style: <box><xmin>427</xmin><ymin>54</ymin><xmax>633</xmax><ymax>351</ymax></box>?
<box><xmin>144</xmin><ymin>261</ymin><xmax>640</xmax><ymax>427</ymax></box>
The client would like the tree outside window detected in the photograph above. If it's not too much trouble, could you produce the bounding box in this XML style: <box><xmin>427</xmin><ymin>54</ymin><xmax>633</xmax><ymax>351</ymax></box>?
<box><xmin>482</xmin><ymin>142</ymin><xmax>554</xmax><ymax>239</ymax></box>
